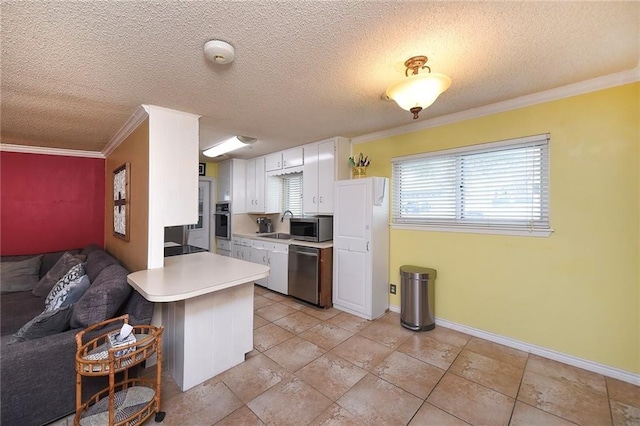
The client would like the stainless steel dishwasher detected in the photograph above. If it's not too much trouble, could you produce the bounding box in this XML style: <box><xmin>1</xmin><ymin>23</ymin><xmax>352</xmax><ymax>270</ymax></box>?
<box><xmin>288</xmin><ymin>245</ymin><xmax>320</xmax><ymax>305</ymax></box>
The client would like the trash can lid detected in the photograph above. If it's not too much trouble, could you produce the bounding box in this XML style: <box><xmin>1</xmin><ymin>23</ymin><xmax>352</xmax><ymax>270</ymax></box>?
<box><xmin>400</xmin><ymin>265</ymin><xmax>437</xmax><ymax>279</ymax></box>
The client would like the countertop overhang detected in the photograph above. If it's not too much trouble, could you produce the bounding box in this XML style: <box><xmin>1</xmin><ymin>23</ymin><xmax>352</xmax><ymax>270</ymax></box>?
<box><xmin>127</xmin><ymin>252</ymin><xmax>270</xmax><ymax>302</ymax></box>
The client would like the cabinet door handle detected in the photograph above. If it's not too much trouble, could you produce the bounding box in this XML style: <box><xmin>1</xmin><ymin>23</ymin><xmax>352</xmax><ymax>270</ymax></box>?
<box><xmin>319</xmin><ymin>196</ymin><xmax>324</xmax><ymax>203</ymax></box>
<box><xmin>313</xmin><ymin>196</ymin><xmax>317</xmax><ymax>204</ymax></box>
<box><xmin>366</xmin><ymin>242</ymin><xmax>370</xmax><ymax>251</ymax></box>
<box><xmin>283</xmin><ymin>160</ymin><xmax>287</xmax><ymax>167</ymax></box>
<box><xmin>263</xmin><ymin>255</ymin><xmax>266</xmax><ymax>262</ymax></box>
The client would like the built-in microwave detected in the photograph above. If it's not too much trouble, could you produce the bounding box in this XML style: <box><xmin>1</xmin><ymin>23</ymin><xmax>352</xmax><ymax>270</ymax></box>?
<box><xmin>290</xmin><ymin>216</ymin><xmax>333</xmax><ymax>242</ymax></box>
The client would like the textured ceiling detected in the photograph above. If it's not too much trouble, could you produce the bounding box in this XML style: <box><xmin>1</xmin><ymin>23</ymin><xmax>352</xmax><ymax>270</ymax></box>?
<box><xmin>1</xmin><ymin>1</ymin><xmax>638</xmax><ymax>161</ymax></box>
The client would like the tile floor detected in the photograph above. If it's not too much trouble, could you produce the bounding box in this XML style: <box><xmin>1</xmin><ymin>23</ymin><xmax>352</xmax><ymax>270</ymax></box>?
<box><xmin>54</xmin><ymin>285</ymin><xmax>640</xmax><ymax>426</ymax></box>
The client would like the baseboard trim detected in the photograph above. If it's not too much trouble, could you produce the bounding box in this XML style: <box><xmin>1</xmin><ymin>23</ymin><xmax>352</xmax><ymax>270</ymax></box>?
<box><xmin>388</xmin><ymin>304</ymin><xmax>639</xmax><ymax>385</ymax></box>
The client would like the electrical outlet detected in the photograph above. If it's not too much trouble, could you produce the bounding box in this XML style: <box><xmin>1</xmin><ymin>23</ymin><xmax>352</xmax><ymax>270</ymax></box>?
<box><xmin>390</xmin><ymin>284</ymin><xmax>397</xmax><ymax>294</ymax></box>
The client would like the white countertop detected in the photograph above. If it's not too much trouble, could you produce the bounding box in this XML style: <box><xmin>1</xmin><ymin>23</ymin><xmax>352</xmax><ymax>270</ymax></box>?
<box><xmin>233</xmin><ymin>233</ymin><xmax>334</xmax><ymax>249</ymax></box>
<box><xmin>127</xmin><ymin>252</ymin><xmax>270</xmax><ymax>302</ymax></box>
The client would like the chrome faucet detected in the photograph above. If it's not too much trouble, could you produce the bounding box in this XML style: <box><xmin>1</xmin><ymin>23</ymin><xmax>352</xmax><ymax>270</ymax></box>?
<box><xmin>281</xmin><ymin>210</ymin><xmax>294</xmax><ymax>222</ymax></box>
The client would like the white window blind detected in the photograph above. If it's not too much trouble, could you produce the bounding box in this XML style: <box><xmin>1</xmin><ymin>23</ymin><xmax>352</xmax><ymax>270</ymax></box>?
<box><xmin>282</xmin><ymin>173</ymin><xmax>303</xmax><ymax>215</ymax></box>
<box><xmin>392</xmin><ymin>134</ymin><xmax>550</xmax><ymax>235</ymax></box>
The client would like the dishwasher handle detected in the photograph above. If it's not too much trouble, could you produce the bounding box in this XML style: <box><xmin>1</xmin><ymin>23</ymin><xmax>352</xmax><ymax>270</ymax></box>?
<box><xmin>289</xmin><ymin>245</ymin><xmax>319</xmax><ymax>257</ymax></box>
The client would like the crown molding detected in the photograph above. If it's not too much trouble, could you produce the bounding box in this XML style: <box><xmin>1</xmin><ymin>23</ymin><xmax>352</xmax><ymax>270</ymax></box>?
<box><xmin>0</xmin><ymin>143</ymin><xmax>104</xmax><ymax>158</ymax></box>
<box><xmin>353</xmin><ymin>67</ymin><xmax>640</xmax><ymax>145</ymax></box>
<box><xmin>101</xmin><ymin>105</ymin><xmax>149</xmax><ymax>157</ymax></box>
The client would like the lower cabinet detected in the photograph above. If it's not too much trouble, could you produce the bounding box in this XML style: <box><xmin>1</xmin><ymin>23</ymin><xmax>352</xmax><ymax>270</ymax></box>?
<box><xmin>250</xmin><ymin>240</ymin><xmax>289</xmax><ymax>295</ymax></box>
<box><xmin>232</xmin><ymin>237</ymin><xmax>251</xmax><ymax>261</ymax></box>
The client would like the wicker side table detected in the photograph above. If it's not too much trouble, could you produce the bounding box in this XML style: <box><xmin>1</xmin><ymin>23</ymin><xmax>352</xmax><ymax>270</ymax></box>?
<box><xmin>74</xmin><ymin>314</ymin><xmax>165</xmax><ymax>426</ymax></box>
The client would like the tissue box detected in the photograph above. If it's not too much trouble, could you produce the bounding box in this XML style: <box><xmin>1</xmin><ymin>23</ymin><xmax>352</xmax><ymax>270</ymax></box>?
<box><xmin>107</xmin><ymin>331</ymin><xmax>137</xmax><ymax>357</ymax></box>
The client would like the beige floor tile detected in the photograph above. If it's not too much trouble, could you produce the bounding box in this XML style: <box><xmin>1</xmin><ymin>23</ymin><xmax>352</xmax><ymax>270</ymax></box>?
<box><xmin>611</xmin><ymin>399</ymin><xmax>640</xmax><ymax>426</ymax></box>
<box><xmin>263</xmin><ymin>291</ymin><xmax>287</xmax><ymax>302</ymax></box>
<box><xmin>510</xmin><ymin>401</ymin><xmax>578</xmax><ymax>426</ymax></box>
<box><xmin>424</xmin><ymin>326</ymin><xmax>471</xmax><ymax>347</ymax></box>
<box><xmin>217</xmin><ymin>354</ymin><xmax>294</xmax><ymax>403</ymax></box>
<box><xmin>409</xmin><ymin>402</ymin><xmax>470</xmax><ymax>426</ymax></box>
<box><xmin>215</xmin><ymin>406</ymin><xmax>264</xmax><ymax>425</ymax></box>
<box><xmin>326</xmin><ymin>312</ymin><xmax>371</xmax><ymax>333</ymax></box>
<box><xmin>606</xmin><ymin>377</ymin><xmax>640</xmax><ymax>408</ymax></box>
<box><xmin>253</xmin><ymin>323</ymin><xmax>294</xmax><ymax>351</ymax></box>
<box><xmin>161</xmin><ymin>380</ymin><xmax>242</xmax><ymax>425</ymax></box>
<box><xmin>280</xmin><ymin>297</ymin><xmax>306</xmax><ymax>310</ymax></box>
<box><xmin>253</xmin><ymin>314</ymin><xmax>269</xmax><ymax>329</ymax></box>
<box><xmin>273</xmin><ymin>310</ymin><xmax>322</xmax><ymax>334</ymax></box>
<box><xmin>398</xmin><ymin>334</ymin><xmax>463</xmax><ymax>370</ymax></box>
<box><xmin>263</xmin><ymin>335</ymin><xmax>325</xmax><ymax>372</ymax></box>
<box><xmin>255</xmin><ymin>302</ymin><xmax>298</xmax><ymax>322</ymax></box>
<box><xmin>302</xmin><ymin>306</ymin><xmax>342</xmax><ymax>321</ymax></box>
<box><xmin>295</xmin><ymin>352</ymin><xmax>367</xmax><ymax>401</ymax></box>
<box><xmin>336</xmin><ymin>374</ymin><xmax>422</xmax><ymax>425</ymax></box>
<box><xmin>247</xmin><ymin>377</ymin><xmax>333</xmax><ymax>426</ymax></box>
<box><xmin>309</xmin><ymin>403</ymin><xmax>366</xmax><ymax>426</ymax></box>
<box><xmin>375</xmin><ymin>310</ymin><xmax>401</xmax><ymax>325</ymax></box>
<box><xmin>159</xmin><ymin>374</ymin><xmax>183</xmax><ymax>405</ymax></box>
<box><xmin>357</xmin><ymin>320</ymin><xmax>414</xmax><ymax>349</ymax></box>
<box><xmin>526</xmin><ymin>354</ymin><xmax>607</xmax><ymax>396</ymax></box>
<box><xmin>254</xmin><ymin>285</ymin><xmax>268</xmax><ymax>295</ymax></box>
<box><xmin>518</xmin><ymin>370</ymin><xmax>611</xmax><ymax>426</ymax></box>
<box><xmin>449</xmin><ymin>349</ymin><xmax>524</xmax><ymax>398</ymax></box>
<box><xmin>300</xmin><ymin>323</ymin><xmax>355</xmax><ymax>350</ymax></box>
<box><xmin>372</xmin><ymin>351</ymin><xmax>445</xmax><ymax>399</ymax></box>
<box><xmin>330</xmin><ymin>335</ymin><xmax>394</xmax><ymax>371</ymax></box>
<box><xmin>428</xmin><ymin>373</ymin><xmax>514</xmax><ymax>426</ymax></box>
<box><xmin>464</xmin><ymin>336</ymin><xmax>528</xmax><ymax>369</ymax></box>
<box><xmin>245</xmin><ymin>349</ymin><xmax>261</xmax><ymax>359</ymax></box>
<box><xmin>254</xmin><ymin>294</ymin><xmax>276</xmax><ymax>310</ymax></box>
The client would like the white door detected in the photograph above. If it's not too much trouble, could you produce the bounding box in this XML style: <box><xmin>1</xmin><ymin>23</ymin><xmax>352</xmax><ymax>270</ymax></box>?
<box><xmin>333</xmin><ymin>179</ymin><xmax>372</xmax><ymax>318</ymax></box>
<box><xmin>188</xmin><ymin>180</ymin><xmax>211</xmax><ymax>250</ymax></box>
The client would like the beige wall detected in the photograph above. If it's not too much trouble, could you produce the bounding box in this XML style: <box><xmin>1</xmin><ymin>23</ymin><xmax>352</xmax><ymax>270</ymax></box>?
<box><xmin>359</xmin><ymin>83</ymin><xmax>639</xmax><ymax>373</ymax></box>
<box><xmin>105</xmin><ymin>119</ymin><xmax>149</xmax><ymax>272</ymax></box>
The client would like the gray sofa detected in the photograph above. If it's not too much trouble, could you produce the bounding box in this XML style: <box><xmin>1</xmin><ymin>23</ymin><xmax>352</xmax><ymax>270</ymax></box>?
<box><xmin>0</xmin><ymin>246</ymin><xmax>154</xmax><ymax>426</ymax></box>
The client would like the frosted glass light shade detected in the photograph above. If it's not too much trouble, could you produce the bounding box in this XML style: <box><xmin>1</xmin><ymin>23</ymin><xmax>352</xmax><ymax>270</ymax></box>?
<box><xmin>203</xmin><ymin>137</ymin><xmax>247</xmax><ymax>157</ymax></box>
<box><xmin>386</xmin><ymin>72</ymin><xmax>451</xmax><ymax>112</ymax></box>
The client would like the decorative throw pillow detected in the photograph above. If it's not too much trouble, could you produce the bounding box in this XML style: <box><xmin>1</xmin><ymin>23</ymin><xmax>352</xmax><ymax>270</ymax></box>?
<box><xmin>59</xmin><ymin>274</ymin><xmax>92</xmax><ymax>308</ymax></box>
<box><xmin>47</xmin><ymin>273</ymin><xmax>91</xmax><ymax>311</ymax></box>
<box><xmin>32</xmin><ymin>252</ymin><xmax>82</xmax><ymax>297</ymax></box>
<box><xmin>0</xmin><ymin>255</ymin><xmax>43</xmax><ymax>293</ymax></box>
<box><xmin>9</xmin><ymin>305</ymin><xmax>73</xmax><ymax>344</ymax></box>
<box><xmin>70</xmin><ymin>264</ymin><xmax>131</xmax><ymax>329</ymax></box>
<box><xmin>45</xmin><ymin>263</ymin><xmax>85</xmax><ymax>311</ymax></box>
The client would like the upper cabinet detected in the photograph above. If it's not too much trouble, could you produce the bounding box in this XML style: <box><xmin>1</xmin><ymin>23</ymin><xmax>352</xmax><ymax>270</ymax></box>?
<box><xmin>282</xmin><ymin>147</ymin><xmax>303</xmax><ymax>169</ymax></box>
<box><xmin>246</xmin><ymin>157</ymin><xmax>266</xmax><ymax>213</ymax></box>
<box><xmin>265</xmin><ymin>147</ymin><xmax>304</xmax><ymax>172</ymax></box>
<box><xmin>303</xmin><ymin>137</ymin><xmax>350</xmax><ymax>215</ymax></box>
<box><xmin>217</xmin><ymin>159</ymin><xmax>246</xmax><ymax>213</ymax></box>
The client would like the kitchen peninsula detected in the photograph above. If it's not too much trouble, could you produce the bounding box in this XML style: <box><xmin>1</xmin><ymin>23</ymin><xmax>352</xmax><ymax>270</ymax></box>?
<box><xmin>127</xmin><ymin>252</ymin><xmax>269</xmax><ymax>391</ymax></box>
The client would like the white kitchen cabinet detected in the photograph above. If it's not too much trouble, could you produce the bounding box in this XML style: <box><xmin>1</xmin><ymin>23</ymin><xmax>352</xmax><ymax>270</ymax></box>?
<box><xmin>217</xmin><ymin>159</ymin><xmax>246</xmax><ymax>214</ymax></box>
<box><xmin>282</xmin><ymin>147</ymin><xmax>303</xmax><ymax>168</ymax></box>
<box><xmin>246</xmin><ymin>157</ymin><xmax>266</xmax><ymax>213</ymax></box>
<box><xmin>265</xmin><ymin>153</ymin><xmax>282</xmax><ymax>172</ymax></box>
<box><xmin>333</xmin><ymin>177</ymin><xmax>389</xmax><ymax>320</ymax></box>
<box><xmin>232</xmin><ymin>237</ymin><xmax>251</xmax><ymax>261</ymax></box>
<box><xmin>250</xmin><ymin>239</ymin><xmax>289</xmax><ymax>294</ymax></box>
<box><xmin>303</xmin><ymin>137</ymin><xmax>350</xmax><ymax>215</ymax></box>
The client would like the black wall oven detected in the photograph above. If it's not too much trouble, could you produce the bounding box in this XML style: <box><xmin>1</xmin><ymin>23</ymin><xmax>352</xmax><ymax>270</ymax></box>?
<box><xmin>214</xmin><ymin>202</ymin><xmax>231</xmax><ymax>240</ymax></box>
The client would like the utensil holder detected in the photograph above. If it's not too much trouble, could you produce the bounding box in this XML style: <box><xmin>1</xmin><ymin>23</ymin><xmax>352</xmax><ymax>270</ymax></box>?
<box><xmin>353</xmin><ymin>167</ymin><xmax>367</xmax><ymax>178</ymax></box>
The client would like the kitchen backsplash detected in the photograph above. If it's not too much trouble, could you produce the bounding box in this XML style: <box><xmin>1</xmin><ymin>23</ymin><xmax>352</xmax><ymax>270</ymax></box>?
<box><xmin>232</xmin><ymin>213</ymin><xmax>289</xmax><ymax>235</ymax></box>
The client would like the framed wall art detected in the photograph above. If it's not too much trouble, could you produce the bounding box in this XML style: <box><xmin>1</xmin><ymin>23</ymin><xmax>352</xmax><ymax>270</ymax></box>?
<box><xmin>113</xmin><ymin>163</ymin><xmax>131</xmax><ymax>241</ymax></box>
<box><xmin>199</xmin><ymin>162</ymin><xmax>206</xmax><ymax>176</ymax></box>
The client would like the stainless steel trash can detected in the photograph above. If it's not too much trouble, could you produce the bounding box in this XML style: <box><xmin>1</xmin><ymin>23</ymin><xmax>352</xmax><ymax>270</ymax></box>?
<box><xmin>400</xmin><ymin>265</ymin><xmax>437</xmax><ymax>331</ymax></box>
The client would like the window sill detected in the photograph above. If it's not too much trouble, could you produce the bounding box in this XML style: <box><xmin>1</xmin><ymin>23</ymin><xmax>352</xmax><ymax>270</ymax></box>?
<box><xmin>391</xmin><ymin>223</ymin><xmax>553</xmax><ymax>238</ymax></box>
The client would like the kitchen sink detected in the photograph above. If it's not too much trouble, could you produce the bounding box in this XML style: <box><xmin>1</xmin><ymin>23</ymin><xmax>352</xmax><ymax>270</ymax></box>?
<box><xmin>262</xmin><ymin>233</ymin><xmax>291</xmax><ymax>240</ymax></box>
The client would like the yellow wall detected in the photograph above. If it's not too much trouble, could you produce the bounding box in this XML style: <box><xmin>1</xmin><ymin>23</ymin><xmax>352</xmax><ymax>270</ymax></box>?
<box><xmin>204</xmin><ymin>161</ymin><xmax>217</xmax><ymax>178</ymax></box>
<box><xmin>105</xmin><ymin>119</ymin><xmax>150</xmax><ymax>272</ymax></box>
<box><xmin>360</xmin><ymin>83</ymin><xmax>639</xmax><ymax>373</ymax></box>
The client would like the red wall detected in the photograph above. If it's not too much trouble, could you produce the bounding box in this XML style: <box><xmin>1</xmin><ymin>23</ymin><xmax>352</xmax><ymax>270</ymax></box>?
<box><xmin>1</xmin><ymin>152</ymin><xmax>105</xmax><ymax>255</ymax></box>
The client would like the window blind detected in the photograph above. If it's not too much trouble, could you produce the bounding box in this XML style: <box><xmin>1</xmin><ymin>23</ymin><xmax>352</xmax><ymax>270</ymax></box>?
<box><xmin>392</xmin><ymin>134</ymin><xmax>550</xmax><ymax>233</ymax></box>
<box><xmin>282</xmin><ymin>173</ymin><xmax>303</xmax><ymax>215</ymax></box>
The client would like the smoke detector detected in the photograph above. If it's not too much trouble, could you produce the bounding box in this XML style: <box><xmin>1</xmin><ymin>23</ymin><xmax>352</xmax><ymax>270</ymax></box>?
<box><xmin>204</xmin><ymin>40</ymin><xmax>235</xmax><ymax>64</ymax></box>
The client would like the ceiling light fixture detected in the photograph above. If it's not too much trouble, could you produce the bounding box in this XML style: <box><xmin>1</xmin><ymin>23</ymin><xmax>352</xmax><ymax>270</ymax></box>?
<box><xmin>203</xmin><ymin>40</ymin><xmax>235</xmax><ymax>64</ymax></box>
<box><xmin>385</xmin><ymin>56</ymin><xmax>451</xmax><ymax>119</ymax></box>
<box><xmin>203</xmin><ymin>136</ymin><xmax>256</xmax><ymax>158</ymax></box>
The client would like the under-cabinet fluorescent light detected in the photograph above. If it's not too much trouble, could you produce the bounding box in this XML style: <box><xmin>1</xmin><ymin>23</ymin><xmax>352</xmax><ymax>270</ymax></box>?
<box><xmin>203</xmin><ymin>136</ymin><xmax>254</xmax><ymax>158</ymax></box>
